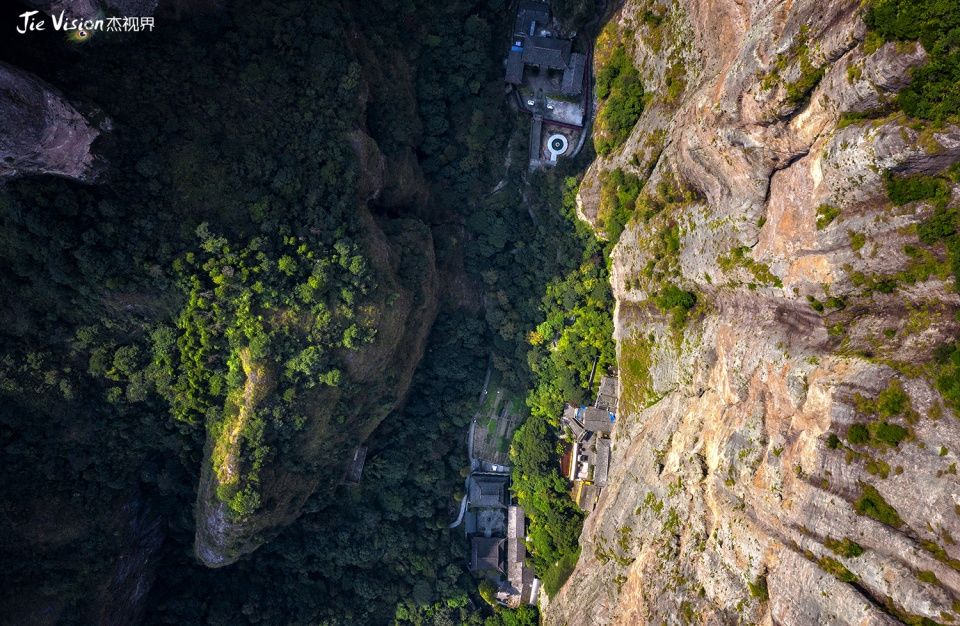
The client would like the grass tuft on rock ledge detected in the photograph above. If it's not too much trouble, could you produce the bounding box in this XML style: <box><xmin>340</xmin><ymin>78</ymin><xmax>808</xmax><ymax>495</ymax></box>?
<box><xmin>717</xmin><ymin>246</ymin><xmax>783</xmax><ymax>288</ymax></box>
<box><xmin>854</xmin><ymin>482</ymin><xmax>903</xmax><ymax>528</ymax></box>
<box><xmin>619</xmin><ymin>332</ymin><xmax>657</xmax><ymax>413</ymax></box>
<box><xmin>653</xmin><ymin>283</ymin><xmax>697</xmax><ymax>332</ymax></box>
<box><xmin>816</xmin><ymin>203</ymin><xmax>841</xmax><ymax>229</ymax></box>
<box><xmin>819</xmin><ymin>556</ymin><xmax>859</xmax><ymax>583</ymax></box>
<box><xmin>748</xmin><ymin>574</ymin><xmax>769</xmax><ymax>601</ymax></box>
<box><xmin>825</xmin><ymin>536</ymin><xmax>866</xmax><ymax>558</ymax></box>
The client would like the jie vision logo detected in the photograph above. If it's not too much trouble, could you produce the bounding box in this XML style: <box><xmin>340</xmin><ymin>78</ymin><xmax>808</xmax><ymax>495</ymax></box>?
<box><xmin>16</xmin><ymin>10</ymin><xmax>155</xmax><ymax>41</ymax></box>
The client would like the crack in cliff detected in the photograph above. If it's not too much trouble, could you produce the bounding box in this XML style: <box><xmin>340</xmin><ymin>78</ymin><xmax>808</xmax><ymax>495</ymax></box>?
<box><xmin>761</xmin><ymin>146</ymin><xmax>811</xmax><ymax>208</ymax></box>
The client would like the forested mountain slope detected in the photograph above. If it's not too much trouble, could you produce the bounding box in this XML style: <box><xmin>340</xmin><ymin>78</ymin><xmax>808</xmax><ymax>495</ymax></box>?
<box><xmin>0</xmin><ymin>0</ymin><xmax>543</xmax><ymax>623</ymax></box>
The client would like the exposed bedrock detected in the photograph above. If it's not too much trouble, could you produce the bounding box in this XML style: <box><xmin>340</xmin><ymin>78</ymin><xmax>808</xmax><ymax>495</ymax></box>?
<box><xmin>0</xmin><ymin>62</ymin><xmax>103</xmax><ymax>182</ymax></box>
<box><xmin>549</xmin><ymin>0</ymin><xmax>960</xmax><ymax>624</ymax></box>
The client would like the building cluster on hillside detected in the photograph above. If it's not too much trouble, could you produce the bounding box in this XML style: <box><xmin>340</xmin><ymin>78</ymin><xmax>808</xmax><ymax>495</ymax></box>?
<box><xmin>464</xmin><ymin>473</ymin><xmax>540</xmax><ymax>607</ymax></box>
<box><xmin>503</xmin><ymin>0</ymin><xmax>588</xmax><ymax>168</ymax></box>
<box><xmin>505</xmin><ymin>1</ymin><xmax>586</xmax><ymax>97</ymax></box>
<box><xmin>560</xmin><ymin>376</ymin><xmax>618</xmax><ymax>512</ymax></box>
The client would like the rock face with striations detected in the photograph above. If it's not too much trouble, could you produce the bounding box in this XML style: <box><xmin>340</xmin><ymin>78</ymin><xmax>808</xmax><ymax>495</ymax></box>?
<box><xmin>549</xmin><ymin>0</ymin><xmax>960</xmax><ymax>624</ymax></box>
<box><xmin>0</xmin><ymin>62</ymin><xmax>102</xmax><ymax>182</ymax></box>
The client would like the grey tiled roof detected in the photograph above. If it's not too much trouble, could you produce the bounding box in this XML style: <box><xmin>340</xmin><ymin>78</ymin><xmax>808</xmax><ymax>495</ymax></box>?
<box><xmin>342</xmin><ymin>446</ymin><xmax>367</xmax><ymax>484</ymax></box>
<box><xmin>522</xmin><ymin>36</ymin><xmax>571</xmax><ymax>69</ymax></box>
<box><xmin>568</xmin><ymin>418</ymin><xmax>586</xmax><ymax>441</ymax></box>
<box><xmin>469</xmin><ymin>473</ymin><xmax>508</xmax><ymax>508</ymax></box>
<box><xmin>593</xmin><ymin>437</ymin><xmax>611</xmax><ymax>486</ymax></box>
<box><xmin>471</xmin><ymin>537</ymin><xmax>504</xmax><ymax>572</ymax></box>
<box><xmin>562</xmin><ymin>53</ymin><xmax>586</xmax><ymax>95</ymax></box>
<box><xmin>595</xmin><ymin>375</ymin><xmax>619</xmax><ymax>412</ymax></box>
<box><xmin>529</xmin><ymin>113</ymin><xmax>543</xmax><ymax>161</ymax></box>
<box><xmin>506</xmin><ymin>50</ymin><xmax>524</xmax><ymax>84</ymax></box>
<box><xmin>515</xmin><ymin>1</ymin><xmax>550</xmax><ymax>35</ymax></box>
<box><xmin>507</xmin><ymin>506</ymin><xmax>526</xmax><ymax>585</ymax></box>
<box><xmin>576</xmin><ymin>482</ymin><xmax>598</xmax><ymax>510</ymax></box>
<box><xmin>581</xmin><ymin>406</ymin><xmax>614</xmax><ymax>433</ymax></box>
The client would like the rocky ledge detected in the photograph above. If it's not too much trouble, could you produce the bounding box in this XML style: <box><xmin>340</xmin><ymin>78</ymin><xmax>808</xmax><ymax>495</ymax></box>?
<box><xmin>0</xmin><ymin>62</ymin><xmax>102</xmax><ymax>182</ymax></box>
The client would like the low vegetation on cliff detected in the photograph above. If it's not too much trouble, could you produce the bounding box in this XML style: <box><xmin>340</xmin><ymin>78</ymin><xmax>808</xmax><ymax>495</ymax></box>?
<box><xmin>595</xmin><ymin>45</ymin><xmax>647</xmax><ymax>156</ymax></box>
<box><xmin>864</xmin><ymin>0</ymin><xmax>960</xmax><ymax>439</ymax></box>
<box><xmin>865</xmin><ymin>0</ymin><xmax>960</xmax><ymax>122</ymax></box>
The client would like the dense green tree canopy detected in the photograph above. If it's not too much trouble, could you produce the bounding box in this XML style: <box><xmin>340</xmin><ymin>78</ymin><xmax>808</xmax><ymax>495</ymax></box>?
<box><xmin>0</xmin><ymin>0</ymin><xmax>614</xmax><ymax>622</ymax></box>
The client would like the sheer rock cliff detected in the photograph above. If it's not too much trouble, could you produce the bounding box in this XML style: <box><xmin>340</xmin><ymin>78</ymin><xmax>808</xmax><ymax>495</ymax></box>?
<box><xmin>549</xmin><ymin>0</ymin><xmax>960</xmax><ymax>624</ymax></box>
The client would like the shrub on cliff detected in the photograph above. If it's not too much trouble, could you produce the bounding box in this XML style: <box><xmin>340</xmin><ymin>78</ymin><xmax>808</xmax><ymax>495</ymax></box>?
<box><xmin>595</xmin><ymin>46</ymin><xmax>646</xmax><ymax>156</ymax></box>
<box><xmin>854</xmin><ymin>483</ymin><xmax>903</xmax><ymax>527</ymax></box>
<box><xmin>866</xmin><ymin>0</ymin><xmax>960</xmax><ymax>122</ymax></box>
<box><xmin>885</xmin><ymin>171</ymin><xmax>951</xmax><ymax>207</ymax></box>
<box><xmin>653</xmin><ymin>283</ymin><xmax>697</xmax><ymax>331</ymax></box>
<box><xmin>542</xmin><ymin>549</ymin><xmax>580</xmax><ymax>597</ymax></box>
